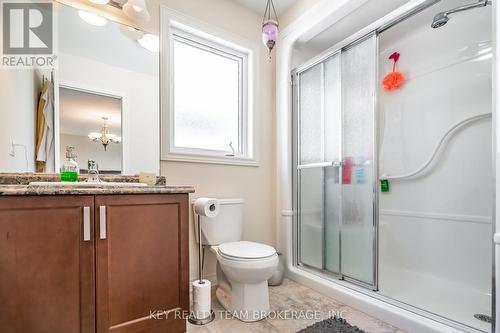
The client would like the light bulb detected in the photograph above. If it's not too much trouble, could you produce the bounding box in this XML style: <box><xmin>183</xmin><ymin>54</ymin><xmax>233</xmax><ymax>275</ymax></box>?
<box><xmin>89</xmin><ymin>0</ymin><xmax>109</xmax><ymax>4</ymax></box>
<box><xmin>138</xmin><ymin>34</ymin><xmax>159</xmax><ymax>52</ymax></box>
<box><xmin>78</xmin><ymin>10</ymin><xmax>107</xmax><ymax>26</ymax></box>
<box><xmin>132</xmin><ymin>5</ymin><xmax>144</xmax><ymax>12</ymax></box>
<box><xmin>123</xmin><ymin>0</ymin><xmax>150</xmax><ymax>21</ymax></box>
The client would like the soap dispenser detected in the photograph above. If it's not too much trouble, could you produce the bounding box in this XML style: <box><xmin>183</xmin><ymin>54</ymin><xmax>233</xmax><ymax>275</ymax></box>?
<box><xmin>60</xmin><ymin>146</ymin><xmax>79</xmax><ymax>182</ymax></box>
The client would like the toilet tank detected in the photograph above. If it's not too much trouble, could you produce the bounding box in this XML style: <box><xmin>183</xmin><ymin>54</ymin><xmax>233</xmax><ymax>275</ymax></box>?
<box><xmin>195</xmin><ymin>198</ymin><xmax>244</xmax><ymax>246</ymax></box>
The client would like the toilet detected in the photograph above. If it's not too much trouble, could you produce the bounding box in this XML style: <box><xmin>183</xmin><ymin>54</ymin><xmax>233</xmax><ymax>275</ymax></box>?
<box><xmin>195</xmin><ymin>198</ymin><xmax>278</xmax><ymax>322</ymax></box>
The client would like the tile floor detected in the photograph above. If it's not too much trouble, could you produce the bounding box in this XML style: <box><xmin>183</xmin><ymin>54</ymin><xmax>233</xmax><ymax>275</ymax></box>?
<box><xmin>187</xmin><ymin>279</ymin><xmax>404</xmax><ymax>333</ymax></box>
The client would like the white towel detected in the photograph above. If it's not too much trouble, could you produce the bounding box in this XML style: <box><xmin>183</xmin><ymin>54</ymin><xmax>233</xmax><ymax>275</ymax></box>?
<box><xmin>36</xmin><ymin>80</ymin><xmax>55</xmax><ymax>172</ymax></box>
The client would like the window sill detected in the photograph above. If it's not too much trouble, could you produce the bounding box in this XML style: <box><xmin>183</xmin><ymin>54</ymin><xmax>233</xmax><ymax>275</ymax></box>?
<box><xmin>161</xmin><ymin>153</ymin><xmax>259</xmax><ymax>167</ymax></box>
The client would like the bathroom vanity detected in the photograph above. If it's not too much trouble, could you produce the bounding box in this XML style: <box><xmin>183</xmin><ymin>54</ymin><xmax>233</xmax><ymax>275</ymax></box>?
<box><xmin>0</xmin><ymin>174</ymin><xmax>194</xmax><ymax>333</ymax></box>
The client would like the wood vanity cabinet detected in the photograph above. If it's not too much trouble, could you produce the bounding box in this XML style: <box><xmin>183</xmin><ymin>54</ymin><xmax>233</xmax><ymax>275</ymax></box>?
<box><xmin>0</xmin><ymin>194</ymin><xmax>189</xmax><ymax>333</ymax></box>
<box><xmin>95</xmin><ymin>195</ymin><xmax>189</xmax><ymax>333</ymax></box>
<box><xmin>0</xmin><ymin>196</ymin><xmax>95</xmax><ymax>333</ymax></box>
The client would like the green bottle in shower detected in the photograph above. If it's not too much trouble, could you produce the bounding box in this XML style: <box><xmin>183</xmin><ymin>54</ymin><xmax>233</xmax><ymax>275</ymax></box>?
<box><xmin>60</xmin><ymin>146</ymin><xmax>79</xmax><ymax>182</ymax></box>
<box><xmin>380</xmin><ymin>179</ymin><xmax>390</xmax><ymax>193</ymax></box>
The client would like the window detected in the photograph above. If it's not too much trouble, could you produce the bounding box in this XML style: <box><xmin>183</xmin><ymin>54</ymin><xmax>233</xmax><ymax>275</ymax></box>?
<box><xmin>163</xmin><ymin>25</ymin><xmax>255</xmax><ymax>165</ymax></box>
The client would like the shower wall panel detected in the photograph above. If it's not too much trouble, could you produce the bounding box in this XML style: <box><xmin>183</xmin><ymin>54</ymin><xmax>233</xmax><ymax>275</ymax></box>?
<box><xmin>378</xmin><ymin>0</ymin><xmax>492</xmax><ymax>330</ymax></box>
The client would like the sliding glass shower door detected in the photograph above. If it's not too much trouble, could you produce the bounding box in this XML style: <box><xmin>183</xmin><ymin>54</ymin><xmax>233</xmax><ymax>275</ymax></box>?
<box><xmin>294</xmin><ymin>34</ymin><xmax>377</xmax><ymax>288</ymax></box>
<box><xmin>296</xmin><ymin>51</ymin><xmax>342</xmax><ymax>273</ymax></box>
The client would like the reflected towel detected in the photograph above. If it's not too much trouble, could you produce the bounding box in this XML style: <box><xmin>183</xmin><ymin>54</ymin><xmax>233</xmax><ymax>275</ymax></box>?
<box><xmin>35</xmin><ymin>79</ymin><xmax>55</xmax><ymax>172</ymax></box>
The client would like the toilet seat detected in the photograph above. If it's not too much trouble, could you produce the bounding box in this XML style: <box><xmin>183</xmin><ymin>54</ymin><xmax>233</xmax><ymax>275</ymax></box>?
<box><xmin>218</xmin><ymin>241</ymin><xmax>276</xmax><ymax>261</ymax></box>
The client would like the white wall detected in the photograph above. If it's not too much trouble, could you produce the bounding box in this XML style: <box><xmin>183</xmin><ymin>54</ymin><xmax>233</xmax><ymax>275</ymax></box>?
<box><xmin>377</xmin><ymin>0</ymin><xmax>492</xmax><ymax>295</ymax></box>
<box><xmin>376</xmin><ymin>3</ymin><xmax>493</xmax><ymax>326</ymax></box>
<box><xmin>58</xmin><ymin>53</ymin><xmax>159</xmax><ymax>175</ymax></box>
<box><xmin>0</xmin><ymin>69</ymin><xmax>38</xmax><ymax>172</ymax></box>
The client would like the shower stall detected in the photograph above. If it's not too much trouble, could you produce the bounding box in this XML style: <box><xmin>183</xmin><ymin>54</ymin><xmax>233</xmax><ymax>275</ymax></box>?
<box><xmin>291</xmin><ymin>0</ymin><xmax>493</xmax><ymax>332</ymax></box>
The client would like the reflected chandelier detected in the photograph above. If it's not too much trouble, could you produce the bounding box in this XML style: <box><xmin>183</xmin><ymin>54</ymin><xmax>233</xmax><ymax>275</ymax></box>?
<box><xmin>88</xmin><ymin>117</ymin><xmax>122</xmax><ymax>151</ymax></box>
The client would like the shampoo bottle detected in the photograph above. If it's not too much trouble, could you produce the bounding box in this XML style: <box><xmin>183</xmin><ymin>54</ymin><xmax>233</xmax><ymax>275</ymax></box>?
<box><xmin>342</xmin><ymin>157</ymin><xmax>353</xmax><ymax>184</ymax></box>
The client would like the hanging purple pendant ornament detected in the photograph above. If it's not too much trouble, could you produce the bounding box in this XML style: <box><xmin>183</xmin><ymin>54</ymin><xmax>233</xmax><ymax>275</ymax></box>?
<box><xmin>262</xmin><ymin>0</ymin><xmax>279</xmax><ymax>60</ymax></box>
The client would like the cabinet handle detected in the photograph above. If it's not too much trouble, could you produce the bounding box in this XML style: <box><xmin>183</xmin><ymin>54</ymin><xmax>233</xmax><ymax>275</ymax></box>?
<box><xmin>99</xmin><ymin>206</ymin><xmax>107</xmax><ymax>240</ymax></box>
<box><xmin>83</xmin><ymin>207</ymin><xmax>90</xmax><ymax>241</ymax></box>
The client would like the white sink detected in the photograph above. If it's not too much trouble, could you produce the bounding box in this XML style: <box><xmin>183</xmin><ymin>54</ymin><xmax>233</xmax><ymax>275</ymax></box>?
<box><xmin>29</xmin><ymin>181</ymin><xmax>148</xmax><ymax>187</ymax></box>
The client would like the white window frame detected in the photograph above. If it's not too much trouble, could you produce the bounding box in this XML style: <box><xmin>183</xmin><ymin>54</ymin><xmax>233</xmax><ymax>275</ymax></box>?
<box><xmin>160</xmin><ymin>6</ymin><xmax>258</xmax><ymax>166</ymax></box>
<box><xmin>171</xmin><ymin>30</ymin><xmax>248</xmax><ymax>157</ymax></box>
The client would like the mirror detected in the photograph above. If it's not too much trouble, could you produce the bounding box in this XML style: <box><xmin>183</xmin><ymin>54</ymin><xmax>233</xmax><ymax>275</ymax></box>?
<box><xmin>59</xmin><ymin>87</ymin><xmax>122</xmax><ymax>174</ymax></box>
<box><xmin>0</xmin><ymin>2</ymin><xmax>159</xmax><ymax>175</ymax></box>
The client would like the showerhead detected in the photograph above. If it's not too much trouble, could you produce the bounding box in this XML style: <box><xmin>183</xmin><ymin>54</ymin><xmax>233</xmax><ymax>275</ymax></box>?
<box><xmin>430</xmin><ymin>0</ymin><xmax>491</xmax><ymax>29</ymax></box>
<box><xmin>431</xmin><ymin>12</ymin><xmax>449</xmax><ymax>28</ymax></box>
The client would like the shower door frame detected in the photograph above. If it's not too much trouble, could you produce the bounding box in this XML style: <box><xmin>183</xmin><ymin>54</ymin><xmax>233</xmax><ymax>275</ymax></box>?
<box><xmin>291</xmin><ymin>0</ymin><xmax>496</xmax><ymax>332</ymax></box>
<box><xmin>292</xmin><ymin>32</ymin><xmax>379</xmax><ymax>291</ymax></box>
<box><xmin>291</xmin><ymin>51</ymin><xmax>344</xmax><ymax>283</ymax></box>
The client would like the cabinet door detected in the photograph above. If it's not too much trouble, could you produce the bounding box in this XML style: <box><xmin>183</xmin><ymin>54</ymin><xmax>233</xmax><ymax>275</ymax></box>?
<box><xmin>0</xmin><ymin>196</ymin><xmax>95</xmax><ymax>333</ymax></box>
<box><xmin>95</xmin><ymin>194</ymin><xmax>189</xmax><ymax>333</ymax></box>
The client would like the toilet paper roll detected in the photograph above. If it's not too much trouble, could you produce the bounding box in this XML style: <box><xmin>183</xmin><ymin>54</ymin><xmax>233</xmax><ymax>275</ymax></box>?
<box><xmin>194</xmin><ymin>198</ymin><xmax>219</xmax><ymax>218</ymax></box>
<box><xmin>192</xmin><ymin>280</ymin><xmax>212</xmax><ymax>320</ymax></box>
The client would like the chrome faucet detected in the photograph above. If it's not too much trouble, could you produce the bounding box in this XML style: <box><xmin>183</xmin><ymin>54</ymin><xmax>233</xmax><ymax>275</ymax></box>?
<box><xmin>86</xmin><ymin>160</ymin><xmax>102</xmax><ymax>183</ymax></box>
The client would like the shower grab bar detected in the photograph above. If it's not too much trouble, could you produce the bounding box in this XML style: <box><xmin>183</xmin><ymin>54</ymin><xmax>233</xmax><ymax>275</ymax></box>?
<box><xmin>297</xmin><ymin>161</ymin><xmax>342</xmax><ymax>169</ymax></box>
<box><xmin>381</xmin><ymin>113</ymin><xmax>491</xmax><ymax>181</ymax></box>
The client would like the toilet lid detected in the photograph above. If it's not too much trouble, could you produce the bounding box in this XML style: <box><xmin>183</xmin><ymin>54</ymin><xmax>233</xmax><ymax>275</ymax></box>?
<box><xmin>218</xmin><ymin>241</ymin><xmax>276</xmax><ymax>259</ymax></box>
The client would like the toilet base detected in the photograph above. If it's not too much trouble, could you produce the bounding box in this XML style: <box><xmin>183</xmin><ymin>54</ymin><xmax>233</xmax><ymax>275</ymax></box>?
<box><xmin>216</xmin><ymin>281</ymin><xmax>270</xmax><ymax>322</ymax></box>
<box><xmin>215</xmin><ymin>263</ymin><xmax>271</xmax><ymax>322</ymax></box>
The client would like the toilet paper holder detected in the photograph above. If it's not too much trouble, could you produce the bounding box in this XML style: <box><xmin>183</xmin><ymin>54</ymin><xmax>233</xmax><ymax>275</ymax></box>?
<box><xmin>188</xmin><ymin>198</ymin><xmax>217</xmax><ymax>325</ymax></box>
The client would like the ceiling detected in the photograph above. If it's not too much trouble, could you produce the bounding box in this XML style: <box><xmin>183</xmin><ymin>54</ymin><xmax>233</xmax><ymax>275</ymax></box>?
<box><xmin>231</xmin><ymin>0</ymin><xmax>297</xmax><ymax>16</ymax></box>
<box><xmin>294</xmin><ymin>0</ymin><xmax>411</xmax><ymax>56</ymax></box>
<box><xmin>59</xmin><ymin>87</ymin><xmax>122</xmax><ymax>137</ymax></box>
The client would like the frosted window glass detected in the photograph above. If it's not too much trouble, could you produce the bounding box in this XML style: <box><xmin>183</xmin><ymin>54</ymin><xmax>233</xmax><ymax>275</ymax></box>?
<box><xmin>298</xmin><ymin>55</ymin><xmax>342</xmax><ymax>271</ymax></box>
<box><xmin>324</xmin><ymin>54</ymin><xmax>341</xmax><ymax>274</ymax></box>
<box><xmin>295</xmin><ymin>38</ymin><xmax>376</xmax><ymax>284</ymax></box>
<box><xmin>340</xmin><ymin>35</ymin><xmax>376</xmax><ymax>285</ymax></box>
<box><xmin>299</xmin><ymin>65</ymin><xmax>322</xmax><ymax>164</ymax></box>
<box><xmin>299</xmin><ymin>53</ymin><xmax>341</xmax><ymax>164</ymax></box>
<box><xmin>299</xmin><ymin>167</ymin><xmax>324</xmax><ymax>269</ymax></box>
<box><xmin>324</xmin><ymin>166</ymin><xmax>341</xmax><ymax>274</ymax></box>
<box><xmin>173</xmin><ymin>38</ymin><xmax>240</xmax><ymax>153</ymax></box>
<box><xmin>324</xmin><ymin>54</ymin><xmax>341</xmax><ymax>163</ymax></box>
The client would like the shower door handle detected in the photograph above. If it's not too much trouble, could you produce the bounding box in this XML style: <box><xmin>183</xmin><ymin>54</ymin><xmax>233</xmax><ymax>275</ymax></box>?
<box><xmin>297</xmin><ymin>161</ymin><xmax>342</xmax><ymax>170</ymax></box>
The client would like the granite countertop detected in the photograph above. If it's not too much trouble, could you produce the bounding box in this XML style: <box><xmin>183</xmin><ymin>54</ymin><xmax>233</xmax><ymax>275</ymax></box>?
<box><xmin>0</xmin><ymin>173</ymin><xmax>195</xmax><ymax>196</ymax></box>
<box><xmin>0</xmin><ymin>173</ymin><xmax>167</xmax><ymax>185</ymax></box>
